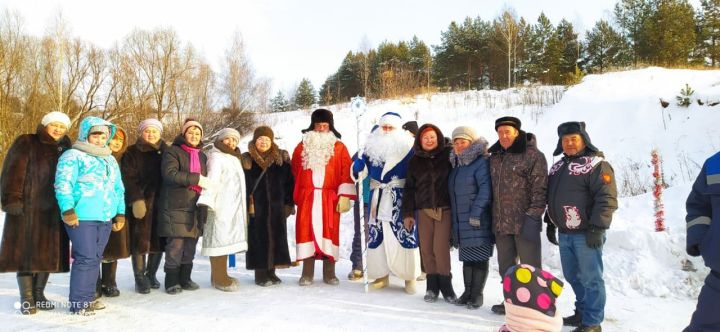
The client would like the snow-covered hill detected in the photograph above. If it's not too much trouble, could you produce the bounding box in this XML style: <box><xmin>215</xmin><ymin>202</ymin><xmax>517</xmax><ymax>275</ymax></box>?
<box><xmin>1</xmin><ymin>67</ymin><xmax>718</xmax><ymax>331</ymax></box>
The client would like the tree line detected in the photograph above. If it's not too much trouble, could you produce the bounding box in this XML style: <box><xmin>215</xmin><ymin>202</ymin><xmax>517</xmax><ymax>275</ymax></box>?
<box><xmin>0</xmin><ymin>10</ymin><xmax>270</xmax><ymax>166</ymax></box>
<box><xmin>276</xmin><ymin>0</ymin><xmax>717</xmax><ymax>108</ymax></box>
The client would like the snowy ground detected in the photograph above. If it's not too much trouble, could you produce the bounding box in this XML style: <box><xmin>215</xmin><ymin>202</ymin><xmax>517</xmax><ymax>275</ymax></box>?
<box><xmin>1</xmin><ymin>67</ymin><xmax>717</xmax><ymax>330</ymax></box>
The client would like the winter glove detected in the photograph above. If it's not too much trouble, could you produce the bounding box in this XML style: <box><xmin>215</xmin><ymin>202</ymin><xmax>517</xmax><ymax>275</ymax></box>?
<box><xmin>468</xmin><ymin>217</ymin><xmax>482</xmax><ymax>228</ymax></box>
<box><xmin>546</xmin><ymin>222</ymin><xmax>558</xmax><ymax>246</ymax></box>
<box><xmin>132</xmin><ymin>200</ymin><xmax>147</xmax><ymax>219</ymax></box>
<box><xmin>336</xmin><ymin>196</ymin><xmax>351</xmax><ymax>213</ymax></box>
<box><xmin>284</xmin><ymin>205</ymin><xmax>296</xmax><ymax>219</ymax></box>
<box><xmin>112</xmin><ymin>215</ymin><xmax>126</xmax><ymax>232</ymax></box>
<box><xmin>198</xmin><ymin>176</ymin><xmax>213</xmax><ymax>190</ymax></box>
<box><xmin>585</xmin><ymin>227</ymin><xmax>605</xmax><ymax>249</ymax></box>
<box><xmin>687</xmin><ymin>244</ymin><xmax>701</xmax><ymax>257</ymax></box>
<box><xmin>520</xmin><ymin>214</ymin><xmax>541</xmax><ymax>242</ymax></box>
<box><xmin>2</xmin><ymin>202</ymin><xmax>23</xmax><ymax>216</ymax></box>
<box><xmin>62</xmin><ymin>209</ymin><xmax>79</xmax><ymax>228</ymax></box>
<box><xmin>196</xmin><ymin>205</ymin><xmax>209</xmax><ymax>236</ymax></box>
<box><xmin>403</xmin><ymin>216</ymin><xmax>415</xmax><ymax>231</ymax></box>
<box><xmin>449</xmin><ymin>237</ymin><xmax>459</xmax><ymax>250</ymax></box>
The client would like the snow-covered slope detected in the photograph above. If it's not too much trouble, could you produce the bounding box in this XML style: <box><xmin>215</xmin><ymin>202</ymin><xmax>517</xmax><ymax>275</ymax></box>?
<box><xmin>1</xmin><ymin>67</ymin><xmax>718</xmax><ymax>331</ymax></box>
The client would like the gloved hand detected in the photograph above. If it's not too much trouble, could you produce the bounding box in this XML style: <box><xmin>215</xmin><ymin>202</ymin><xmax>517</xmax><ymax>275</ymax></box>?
<box><xmin>112</xmin><ymin>215</ymin><xmax>126</xmax><ymax>232</ymax></box>
<box><xmin>198</xmin><ymin>176</ymin><xmax>213</xmax><ymax>190</ymax></box>
<box><xmin>2</xmin><ymin>202</ymin><xmax>23</xmax><ymax>216</ymax></box>
<box><xmin>687</xmin><ymin>244</ymin><xmax>701</xmax><ymax>256</ymax></box>
<box><xmin>585</xmin><ymin>227</ymin><xmax>605</xmax><ymax>249</ymax></box>
<box><xmin>62</xmin><ymin>209</ymin><xmax>79</xmax><ymax>228</ymax></box>
<box><xmin>197</xmin><ymin>205</ymin><xmax>209</xmax><ymax>236</ymax></box>
<box><xmin>449</xmin><ymin>237</ymin><xmax>459</xmax><ymax>250</ymax></box>
<box><xmin>469</xmin><ymin>217</ymin><xmax>481</xmax><ymax>228</ymax></box>
<box><xmin>336</xmin><ymin>196</ymin><xmax>351</xmax><ymax>213</ymax></box>
<box><xmin>403</xmin><ymin>216</ymin><xmax>415</xmax><ymax>231</ymax></box>
<box><xmin>546</xmin><ymin>222</ymin><xmax>558</xmax><ymax>246</ymax></box>
<box><xmin>132</xmin><ymin>200</ymin><xmax>147</xmax><ymax>219</ymax></box>
<box><xmin>520</xmin><ymin>214</ymin><xmax>541</xmax><ymax>242</ymax></box>
<box><xmin>284</xmin><ymin>205</ymin><xmax>296</xmax><ymax>219</ymax></box>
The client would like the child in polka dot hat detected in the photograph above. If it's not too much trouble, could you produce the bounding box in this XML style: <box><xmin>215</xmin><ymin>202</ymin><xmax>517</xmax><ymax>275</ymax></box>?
<box><xmin>499</xmin><ymin>264</ymin><xmax>564</xmax><ymax>332</ymax></box>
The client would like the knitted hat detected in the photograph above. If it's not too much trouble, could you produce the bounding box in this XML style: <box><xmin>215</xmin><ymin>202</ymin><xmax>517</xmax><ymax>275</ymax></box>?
<box><xmin>503</xmin><ymin>264</ymin><xmax>564</xmax><ymax>317</ymax></box>
<box><xmin>301</xmin><ymin>108</ymin><xmax>341</xmax><ymax>138</ymax></box>
<box><xmin>451</xmin><ymin>126</ymin><xmax>477</xmax><ymax>142</ymax></box>
<box><xmin>495</xmin><ymin>116</ymin><xmax>522</xmax><ymax>131</ymax></box>
<box><xmin>253</xmin><ymin>126</ymin><xmax>274</xmax><ymax>142</ymax></box>
<box><xmin>41</xmin><ymin>111</ymin><xmax>71</xmax><ymax>128</ymax></box>
<box><xmin>215</xmin><ymin>128</ymin><xmax>241</xmax><ymax>143</ymax></box>
<box><xmin>138</xmin><ymin>118</ymin><xmax>163</xmax><ymax>135</ymax></box>
<box><xmin>553</xmin><ymin>121</ymin><xmax>599</xmax><ymax>156</ymax></box>
<box><xmin>89</xmin><ymin>125</ymin><xmax>110</xmax><ymax>136</ymax></box>
<box><xmin>379</xmin><ymin>112</ymin><xmax>402</xmax><ymax>129</ymax></box>
<box><xmin>182</xmin><ymin>118</ymin><xmax>203</xmax><ymax>135</ymax></box>
<box><xmin>402</xmin><ymin>121</ymin><xmax>419</xmax><ymax>136</ymax></box>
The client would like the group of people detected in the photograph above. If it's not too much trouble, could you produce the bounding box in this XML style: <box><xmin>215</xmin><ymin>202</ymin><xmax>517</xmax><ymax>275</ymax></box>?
<box><xmin>0</xmin><ymin>113</ymin><xmax>297</xmax><ymax>315</ymax></box>
<box><xmin>0</xmin><ymin>107</ymin><xmax>715</xmax><ymax>331</ymax></box>
<box><xmin>343</xmin><ymin>112</ymin><xmax>616</xmax><ymax>332</ymax></box>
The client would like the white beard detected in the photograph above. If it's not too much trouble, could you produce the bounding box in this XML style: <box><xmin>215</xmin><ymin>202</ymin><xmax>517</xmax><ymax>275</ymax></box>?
<box><xmin>301</xmin><ymin>131</ymin><xmax>338</xmax><ymax>172</ymax></box>
<box><xmin>363</xmin><ymin>130</ymin><xmax>414</xmax><ymax>167</ymax></box>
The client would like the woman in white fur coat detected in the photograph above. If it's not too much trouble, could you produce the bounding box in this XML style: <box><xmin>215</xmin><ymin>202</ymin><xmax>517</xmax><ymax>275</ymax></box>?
<box><xmin>197</xmin><ymin>128</ymin><xmax>248</xmax><ymax>292</ymax></box>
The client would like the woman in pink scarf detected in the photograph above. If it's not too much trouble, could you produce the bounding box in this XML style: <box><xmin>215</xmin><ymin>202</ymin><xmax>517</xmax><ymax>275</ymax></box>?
<box><xmin>157</xmin><ymin>119</ymin><xmax>211</xmax><ymax>294</ymax></box>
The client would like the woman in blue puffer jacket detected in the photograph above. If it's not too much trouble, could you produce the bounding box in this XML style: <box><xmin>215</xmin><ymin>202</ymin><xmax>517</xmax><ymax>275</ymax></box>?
<box><xmin>54</xmin><ymin>116</ymin><xmax>125</xmax><ymax>315</ymax></box>
<box><xmin>448</xmin><ymin>126</ymin><xmax>494</xmax><ymax>310</ymax></box>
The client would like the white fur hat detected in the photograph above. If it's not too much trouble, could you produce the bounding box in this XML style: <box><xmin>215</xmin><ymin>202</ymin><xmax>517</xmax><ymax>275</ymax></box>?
<box><xmin>41</xmin><ymin>111</ymin><xmax>71</xmax><ymax>128</ymax></box>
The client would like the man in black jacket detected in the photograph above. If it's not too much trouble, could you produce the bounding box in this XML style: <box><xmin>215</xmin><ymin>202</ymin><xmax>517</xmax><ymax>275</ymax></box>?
<box><xmin>545</xmin><ymin>122</ymin><xmax>618</xmax><ymax>332</ymax></box>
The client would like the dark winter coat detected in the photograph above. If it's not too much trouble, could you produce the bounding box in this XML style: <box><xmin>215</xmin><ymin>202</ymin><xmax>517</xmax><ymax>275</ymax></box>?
<box><xmin>488</xmin><ymin>131</ymin><xmax>548</xmax><ymax>235</ymax></box>
<box><xmin>686</xmin><ymin>151</ymin><xmax>720</xmax><ymax>273</ymax></box>
<box><xmin>448</xmin><ymin>138</ymin><xmax>494</xmax><ymax>249</ymax></box>
<box><xmin>122</xmin><ymin>138</ymin><xmax>167</xmax><ymax>253</ymax></box>
<box><xmin>546</xmin><ymin>150</ymin><xmax>617</xmax><ymax>234</ymax></box>
<box><xmin>0</xmin><ymin>126</ymin><xmax>71</xmax><ymax>272</ymax></box>
<box><xmin>402</xmin><ymin>124</ymin><xmax>452</xmax><ymax>219</ymax></box>
<box><xmin>103</xmin><ymin>127</ymin><xmax>131</xmax><ymax>260</ymax></box>
<box><xmin>242</xmin><ymin>142</ymin><xmax>294</xmax><ymax>270</ymax></box>
<box><xmin>157</xmin><ymin>135</ymin><xmax>207</xmax><ymax>239</ymax></box>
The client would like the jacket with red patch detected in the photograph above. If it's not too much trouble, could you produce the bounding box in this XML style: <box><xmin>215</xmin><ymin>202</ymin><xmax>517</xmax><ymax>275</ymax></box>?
<box><xmin>546</xmin><ymin>150</ymin><xmax>618</xmax><ymax>233</ymax></box>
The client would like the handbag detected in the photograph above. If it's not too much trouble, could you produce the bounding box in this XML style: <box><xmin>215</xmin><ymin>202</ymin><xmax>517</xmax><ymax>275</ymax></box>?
<box><xmin>248</xmin><ymin>168</ymin><xmax>268</xmax><ymax>217</ymax></box>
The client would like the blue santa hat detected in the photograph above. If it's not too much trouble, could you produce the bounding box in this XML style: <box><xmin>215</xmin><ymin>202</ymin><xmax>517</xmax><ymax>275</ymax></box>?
<box><xmin>379</xmin><ymin>112</ymin><xmax>402</xmax><ymax>129</ymax></box>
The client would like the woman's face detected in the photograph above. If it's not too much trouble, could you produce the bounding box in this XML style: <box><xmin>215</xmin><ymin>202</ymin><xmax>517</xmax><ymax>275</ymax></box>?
<box><xmin>453</xmin><ymin>138</ymin><xmax>471</xmax><ymax>154</ymax></box>
<box><xmin>420</xmin><ymin>130</ymin><xmax>438</xmax><ymax>151</ymax></box>
<box><xmin>255</xmin><ymin>136</ymin><xmax>272</xmax><ymax>153</ymax></box>
<box><xmin>88</xmin><ymin>132</ymin><xmax>108</xmax><ymax>147</ymax></box>
<box><xmin>222</xmin><ymin>137</ymin><xmax>238</xmax><ymax>150</ymax></box>
<box><xmin>109</xmin><ymin>135</ymin><xmax>124</xmax><ymax>153</ymax></box>
<box><xmin>184</xmin><ymin>126</ymin><xmax>202</xmax><ymax>147</ymax></box>
<box><xmin>142</xmin><ymin>127</ymin><xmax>161</xmax><ymax>145</ymax></box>
<box><xmin>45</xmin><ymin>122</ymin><xmax>67</xmax><ymax>141</ymax></box>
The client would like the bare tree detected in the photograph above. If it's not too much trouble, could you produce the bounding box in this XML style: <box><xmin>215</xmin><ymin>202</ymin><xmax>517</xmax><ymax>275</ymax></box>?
<box><xmin>494</xmin><ymin>9</ymin><xmax>520</xmax><ymax>88</ymax></box>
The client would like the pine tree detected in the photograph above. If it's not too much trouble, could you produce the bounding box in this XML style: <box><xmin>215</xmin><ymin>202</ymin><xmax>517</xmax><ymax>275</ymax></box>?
<box><xmin>614</xmin><ymin>0</ymin><xmax>655</xmax><ymax>66</ymax></box>
<box><xmin>585</xmin><ymin>20</ymin><xmax>632</xmax><ymax>73</ymax></box>
<box><xmin>526</xmin><ymin>13</ymin><xmax>556</xmax><ymax>83</ymax></box>
<box><xmin>556</xmin><ymin>20</ymin><xmax>581</xmax><ymax>84</ymax></box>
<box><xmin>642</xmin><ymin>0</ymin><xmax>697</xmax><ymax>66</ymax></box>
<box><xmin>294</xmin><ymin>78</ymin><xmax>316</xmax><ymax>109</ymax></box>
<box><xmin>699</xmin><ymin>0</ymin><xmax>720</xmax><ymax>66</ymax></box>
<box><xmin>270</xmin><ymin>91</ymin><xmax>289</xmax><ymax>112</ymax></box>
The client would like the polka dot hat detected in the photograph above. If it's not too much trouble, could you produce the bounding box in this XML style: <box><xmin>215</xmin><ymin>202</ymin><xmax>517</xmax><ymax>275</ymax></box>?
<box><xmin>503</xmin><ymin>264</ymin><xmax>564</xmax><ymax>317</ymax></box>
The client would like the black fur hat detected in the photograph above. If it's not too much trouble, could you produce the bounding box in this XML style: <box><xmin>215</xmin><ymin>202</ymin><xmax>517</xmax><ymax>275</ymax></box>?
<box><xmin>495</xmin><ymin>116</ymin><xmax>522</xmax><ymax>131</ymax></box>
<box><xmin>553</xmin><ymin>121</ymin><xmax>599</xmax><ymax>156</ymax></box>
<box><xmin>302</xmin><ymin>108</ymin><xmax>341</xmax><ymax>138</ymax></box>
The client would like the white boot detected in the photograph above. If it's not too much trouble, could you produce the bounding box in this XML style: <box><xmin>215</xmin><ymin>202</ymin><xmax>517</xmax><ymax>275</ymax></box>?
<box><xmin>404</xmin><ymin>279</ymin><xmax>417</xmax><ymax>294</ymax></box>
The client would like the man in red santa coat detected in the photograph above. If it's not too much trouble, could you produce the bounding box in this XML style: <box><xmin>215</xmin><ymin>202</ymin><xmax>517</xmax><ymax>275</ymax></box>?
<box><xmin>292</xmin><ymin>109</ymin><xmax>356</xmax><ymax>286</ymax></box>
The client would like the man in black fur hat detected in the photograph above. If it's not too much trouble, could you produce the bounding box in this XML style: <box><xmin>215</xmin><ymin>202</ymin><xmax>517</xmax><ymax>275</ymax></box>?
<box><xmin>545</xmin><ymin>121</ymin><xmax>617</xmax><ymax>332</ymax></box>
<box><xmin>292</xmin><ymin>109</ymin><xmax>356</xmax><ymax>286</ymax></box>
<box><xmin>488</xmin><ymin>116</ymin><xmax>548</xmax><ymax>315</ymax></box>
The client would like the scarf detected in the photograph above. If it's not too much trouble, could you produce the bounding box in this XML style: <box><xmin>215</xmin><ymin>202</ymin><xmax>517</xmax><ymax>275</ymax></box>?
<box><xmin>72</xmin><ymin>141</ymin><xmax>111</xmax><ymax>157</ymax></box>
<box><xmin>248</xmin><ymin>141</ymin><xmax>283</xmax><ymax>170</ymax></box>
<box><xmin>180</xmin><ymin>144</ymin><xmax>202</xmax><ymax>193</ymax></box>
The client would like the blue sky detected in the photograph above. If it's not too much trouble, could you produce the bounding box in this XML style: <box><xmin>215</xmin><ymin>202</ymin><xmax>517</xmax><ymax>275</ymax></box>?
<box><xmin>3</xmin><ymin>0</ymin><xmax>638</xmax><ymax>94</ymax></box>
